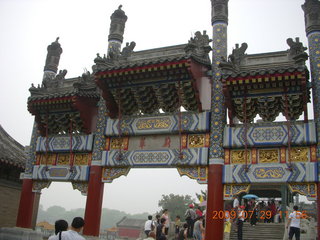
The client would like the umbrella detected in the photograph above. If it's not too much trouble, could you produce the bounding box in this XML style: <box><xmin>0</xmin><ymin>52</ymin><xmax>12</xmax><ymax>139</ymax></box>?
<box><xmin>242</xmin><ymin>194</ymin><xmax>259</xmax><ymax>199</ymax></box>
<box><xmin>199</xmin><ymin>201</ymin><xmax>207</xmax><ymax>207</ymax></box>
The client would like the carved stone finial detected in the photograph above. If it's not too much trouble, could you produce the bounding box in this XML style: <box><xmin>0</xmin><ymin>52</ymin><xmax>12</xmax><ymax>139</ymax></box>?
<box><xmin>109</xmin><ymin>5</ymin><xmax>128</xmax><ymax>42</ymax></box>
<box><xmin>44</xmin><ymin>37</ymin><xmax>63</xmax><ymax>73</ymax></box>
<box><xmin>302</xmin><ymin>0</ymin><xmax>320</xmax><ymax>35</ymax></box>
<box><xmin>211</xmin><ymin>0</ymin><xmax>229</xmax><ymax>25</ymax></box>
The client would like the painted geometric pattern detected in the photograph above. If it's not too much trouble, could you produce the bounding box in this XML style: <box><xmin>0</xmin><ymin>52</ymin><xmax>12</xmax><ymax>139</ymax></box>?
<box><xmin>101</xmin><ymin>167</ymin><xmax>130</xmax><ymax>183</ymax></box>
<box><xmin>177</xmin><ymin>166</ymin><xmax>208</xmax><ymax>184</ymax></box>
<box><xmin>308</xmin><ymin>32</ymin><xmax>320</xmax><ymax>159</ymax></box>
<box><xmin>36</xmin><ymin>134</ymin><xmax>94</xmax><ymax>152</ymax></box>
<box><xmin>102</xmin><ymin>148</ymin><xmax>208</xmax><ymax>167</ymax></box>
<box><xmin>92</xmin><ymin>98</ymin><xmax>108</xmax><ymax>161</ymax></box>
<box><xmin>32</xmin><ymin>165</ymin><xmax>89</xmax><ymax>181</ymax></box>
<box><xmin>223</xmin><ymin>121</ymin><xmax>316</xmax><ymax>148</ymax></box>
<box><xmin>289</xmin><ymin>183</ymin><xmax>317</xmax><ymax>201</ymax></box>
<box><xmin>209</xmin><ymin>22</ymin><xmax>227</xmax><ymax>163</ymax></box>
<box><xmin>223</xmin><ymin>163</ymin><xmax>317</xmax><ymax>183</ymax></box>
<box><xmin>105</xmin><ymin>112</ymin><xmax>210</xmax><ymax>136</ymax></box>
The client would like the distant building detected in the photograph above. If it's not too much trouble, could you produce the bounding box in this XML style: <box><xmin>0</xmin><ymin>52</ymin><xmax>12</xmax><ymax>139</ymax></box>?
<box><xmin>0</xmin><ymin>125</ymin><xmax>26</xmax><ymax>227</ymax></box>
<box><xmin>100</xmin><ymin>227</ymin><xmax>118</xmax><ymax>240</ymax></box>
<box><xmin>116</xmin><ymin>217</ymin><xmax>145</xmax><ymax>240</ymax></box>
<box><xmin>35</xmin><ymin>221</ymin><xmax>55</xmax><ymax>238</ymax></box>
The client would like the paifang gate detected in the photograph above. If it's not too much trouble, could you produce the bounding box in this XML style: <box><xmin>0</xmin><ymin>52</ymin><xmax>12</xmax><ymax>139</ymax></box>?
<box><xmin>15</xmin><ymin>1</ymin><xmax>320</xmax><ymax>240</ymax></box>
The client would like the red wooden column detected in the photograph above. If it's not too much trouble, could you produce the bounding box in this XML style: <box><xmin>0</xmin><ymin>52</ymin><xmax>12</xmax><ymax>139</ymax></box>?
<box><xmin>206</xmin><ymin>164</ymin><xmax>224</xmax><ymax>240</ymax></box>
<box><xmin>16</xmin><ymin>178</ymin><xmax>35</xmax><ymax>228</ymax></box>
<box><xmin>83</xmin><ymin>165</ymin><xmax>104</xmax><ymax>236</ymax></box>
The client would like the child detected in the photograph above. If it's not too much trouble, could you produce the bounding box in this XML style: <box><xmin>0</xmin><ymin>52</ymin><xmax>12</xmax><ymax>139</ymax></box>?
<box><xmin>174</xmin><ymin>215</ymin><xmax>182</xmax><ymax>239</ymax></box>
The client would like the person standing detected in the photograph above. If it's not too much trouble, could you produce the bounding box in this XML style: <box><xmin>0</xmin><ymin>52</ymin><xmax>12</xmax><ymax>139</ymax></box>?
<box><xmin>63</xmin><ymin>217</ymin><xmax>85</xmax><ymax>240</ymax></box>
<box><xmin>233</xmin><ymin>195</ymin><xmax>239</xmax><ymax>210</ymax></box>
<box><xmin>161</xmin><ymin>209</ymin><xmax>170</xmax><ymax>237</ymax></box>
<box><xmin>144</xmin><ymin>215</ymin><xmax>154</xmax><ymax>237</ymax></box>
<box><xmin>237</xmin><ymin>205</ymin><xmax>245</xmax><ymax>240</ymax></box>
<box><xmin>250</xmin><ymin>202</ymin><xmax>258</xmax><ymax>226</ymax></box>
<box><xmin>156</xmin><ymin>218</ymin><xmax>167</xmax><ymax>240</ymax></box>
<box><xmin>193</xmin><ymin>216</ymin><xmax>205</xmax><ymax>240</ymax></box>
<box><xmin>195</xmin><ymin>207</ymin><xmax>203</xmax><ymax>217</ymax></box>
<box><xmin>184</xmin><ymin>204</ymin><xmax>197</xmax><ymax>238</ymax></box>
<box><xmin>48</xmin><ymin>219</ymin><xmax>68</xmax><ymax>240</ymax></box>
<box><xmin>174</xmin><ymin>215</ymin><xmax>182</xmax><ymax>239</ymax></box>
<box><xmin>178</xmin><ymin>223</ymin><xmax>188</xmax><ymax>240</ymax></box>
<box><xmin>287</xmin><ymin>205</ymin><xmax>301</xmax><ymax>240</ymax></box>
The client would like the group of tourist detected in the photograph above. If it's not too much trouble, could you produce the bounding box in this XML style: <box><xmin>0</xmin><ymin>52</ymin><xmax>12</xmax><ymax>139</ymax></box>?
<box><xmin>144</xmin><ymin>204</ymin><xmax>206</xmax><ymax>240</ymax></box>
<box><xmin>225</xmin><ymin>196</ymin><xmax>302</xmax><ymax>240</ymax></box>
<box><xmin>48</xmin><ymin>217</ymin><xmax>85</xmax><ymax>240</ymax></box>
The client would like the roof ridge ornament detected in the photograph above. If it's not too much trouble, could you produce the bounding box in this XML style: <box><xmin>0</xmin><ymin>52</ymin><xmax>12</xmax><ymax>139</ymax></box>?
<box><xmin>219</xmin><ymin>43</ymin><xmax>247</xmax><ymax>73</ymax></box>
<box><xmin>286</xmin><ymin>37</ymin><xmax>308</xmax><ymax>65</ymax></box>
<box><xmin>185</xmin><ymin>30</ymin><xmax>212</xmax><ymax>65</ymax></box>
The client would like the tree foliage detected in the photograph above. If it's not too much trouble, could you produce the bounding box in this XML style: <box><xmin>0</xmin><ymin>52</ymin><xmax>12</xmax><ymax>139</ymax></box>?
<box><xmin>158</xmin><ymin>194</ymin><xmax>194</xmax><ymax>221</ymax></box>
<box><xmin>37</xmin><ymin>205</ymin><xmax>150</xmax><ymax>230</ymax></box>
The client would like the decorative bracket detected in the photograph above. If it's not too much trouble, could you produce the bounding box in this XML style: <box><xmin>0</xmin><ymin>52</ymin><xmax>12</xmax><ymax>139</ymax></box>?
<box><xmin>72</xmin><ymin>182</ymin><xmax>88</xmax><ymax>196</ymax></box>
<box><xmin>102</xmin><ymin>167</ymin><xmax>130</xmax><ymax>183</ymax></box>
<box><xmin>289</xmin><ymin>183</ymin><xmax>317</xmax><ymax>201</ymax></box>
<box><xmin>224</xmin><ymin>184</ymin><xmax>251</xmax><ymax>200</ymax></box>
<box><xmin>177</xmin><ymin>166</ymin><xmax>207</xmax><ymax>184</ymax></box>
<box><xmin>32</xmin><ymin>180</ymin><xmax>51</xmax><ymax>193</ymax></box>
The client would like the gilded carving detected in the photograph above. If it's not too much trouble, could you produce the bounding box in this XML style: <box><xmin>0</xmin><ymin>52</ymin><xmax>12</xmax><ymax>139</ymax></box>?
<box><xmin>258</xmin><ymin>149</ymin><xmax>279</xmax><ymax>163</ymax></box>
<box><xmin>188</xmin><ymin>134</ymin><xmax>205</xmax><ymax>148</ymax></box>
<box><xmin>40</xmin><ymin>153</ymin><xmax>56</xmax><ymax>165</ymax></box>
<box><xmin>74</xmin><ymin>154</ymin><xmax>89</xmax><ymax>165</ymax></box>
<box><xmin>111</xmin><ymin>137</ymin><xmax>128</xmax><ymax>150</ymax></box>
<box><xmin>57</xmin><ymin>154</ymin><xmax>70</xmax><ymax>165</ymax></box>
<box><xmin>231</xmin><ymin>150</ymin><xmax>251</xmax><ymax>164</ymax></box>
<box><xmin>254</xmin><ymin>168</ymin><xmax>285</xmax><ymax>179</ymax></box>
<box><xmin>290</xmin><ymin>147</ymin><xmax>309</xmax><ymax>162</ymax></box>
<box><xmin>136</xmin><ymin>118</ymin><xmax>171</xmax><ymax>130</ymax></box>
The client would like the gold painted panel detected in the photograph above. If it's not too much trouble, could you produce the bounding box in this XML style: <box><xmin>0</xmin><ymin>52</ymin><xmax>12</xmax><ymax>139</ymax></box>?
<box><xmin>188</xmin><ymin>134</ymin><xmax>205</xmax><ymax>148</ymax></box>
<box><xmin>74</xmin><ymin>154</ymin><xmax>89</xmax><ymax>165</ymax></box>
<box><xmin>110</xmin><ymin>137</ymin><xmax>128</xmax><ymax>150</ymax></box>
<box><xmin>258</xmin><ymin>149</ymin><xmax>279</xmax><ymax>163</ymax></box>
<box><xmin>230</xmin><ymin>150</ymin><xmax>251</xmax><ymax>164</ymax></box>
<box><xmin>290</xmin><ymin>147</ymin><xmax>309</xmax><ymax>162</ymax></box>
<box><xmin>136</xmin><ymin>118</ymin><xmax>171</xmax><ymax>130</ymax></box>
<box><xmin>40</xmin><ymin>154</ymin><xmax>56</xmax><ymax>165</ymax></box>
<box><xmin>57</xmin><ymin>154</ymin><xmax>70</xmax><ymax>165</ymax></box>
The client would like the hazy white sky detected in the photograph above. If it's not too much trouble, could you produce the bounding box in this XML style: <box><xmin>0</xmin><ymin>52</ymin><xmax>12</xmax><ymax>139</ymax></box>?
<box><xmin>0</xmin><ymin>0</ymin><xmax>309</xmax><ymax>215</ymax></box>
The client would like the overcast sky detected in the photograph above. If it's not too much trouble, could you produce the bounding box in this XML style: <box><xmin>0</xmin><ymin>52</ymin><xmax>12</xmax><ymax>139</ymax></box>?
<box><xmin>0</xmin><ymin>0</ymin><xmax>309</xmax><ymax>216</ymax></box>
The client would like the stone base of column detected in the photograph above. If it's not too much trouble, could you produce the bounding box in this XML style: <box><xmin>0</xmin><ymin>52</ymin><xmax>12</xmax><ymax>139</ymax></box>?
<box><xmin>0</xmin><ymin>227</ymin><xmax>43</xmax><ymax>240</ymax></box>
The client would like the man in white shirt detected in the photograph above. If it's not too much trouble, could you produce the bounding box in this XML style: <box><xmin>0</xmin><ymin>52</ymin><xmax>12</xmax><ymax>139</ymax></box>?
<box><xmin>286</xmin><ymin>205</ymin><xmax>301</xmax><ymax>240</ymax></box>
<box><xmin>63</xmin><ymin>217</ymin><xmax>86</xmax><ymax>240</ymax></box>
<box><xmin>144</xmin><ymin>215</ymin><xmax>154</xmax><ymax>237</ymax></box>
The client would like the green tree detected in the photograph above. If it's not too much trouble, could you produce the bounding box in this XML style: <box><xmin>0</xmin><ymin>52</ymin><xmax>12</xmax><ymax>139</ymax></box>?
<box><xmin>158</xmin><ymin>194</ymin><xmax>194</xmax><ymax>221</ymax></box>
